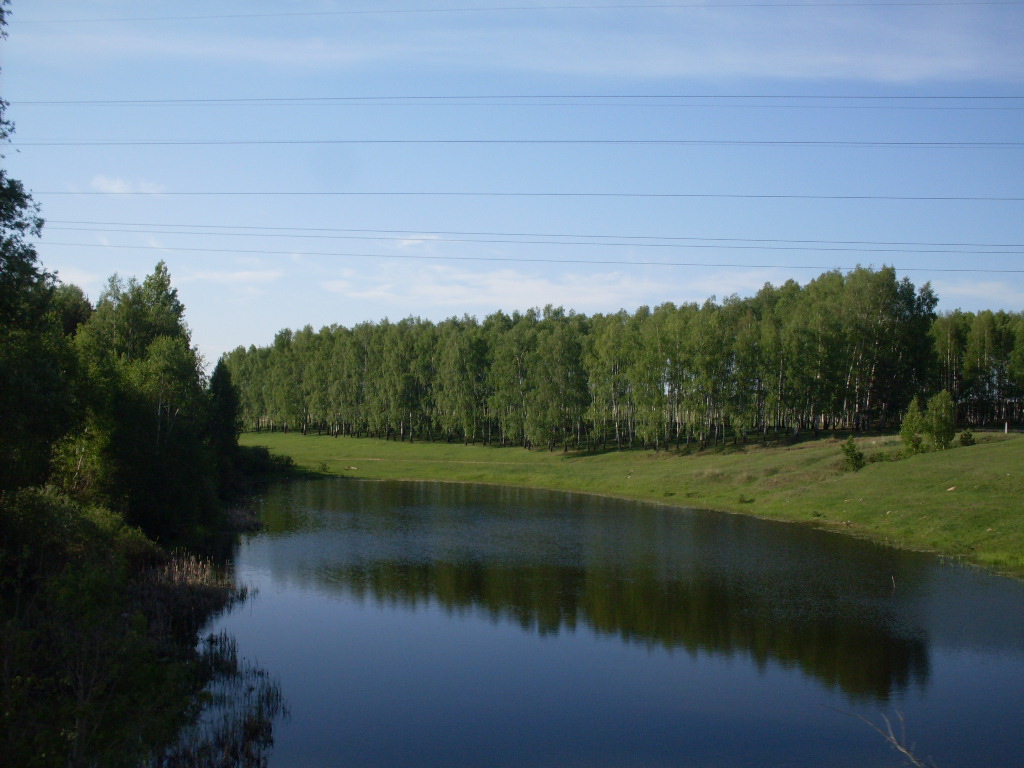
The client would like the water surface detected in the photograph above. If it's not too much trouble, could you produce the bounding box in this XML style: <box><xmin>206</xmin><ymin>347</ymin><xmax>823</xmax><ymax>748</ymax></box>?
<box><xmin>210</xmin><ymin>478</ymin><xmax>1024</xmax><ymax>767</ymax></box>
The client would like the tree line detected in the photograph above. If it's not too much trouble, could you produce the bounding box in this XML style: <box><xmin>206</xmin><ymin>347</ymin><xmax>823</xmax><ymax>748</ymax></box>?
<box><xmin>224</xmin><ymin>267</ymin><xmax>1024</xmax><ymax>451</ymax></box>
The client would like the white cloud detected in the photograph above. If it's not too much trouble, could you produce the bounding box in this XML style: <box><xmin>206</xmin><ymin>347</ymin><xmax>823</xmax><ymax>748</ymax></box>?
<box><xmin>19</xmin><ymin>5</ymin><xmax>1024</xmax><ymax>83</ymax></box>
<box><xmin>180</xmin><ymin>270</ymin><xmax>284</xmax><ymax>296</ymax></box>
<box><xmin>321</xmin><ymin>278</ymin><xmax>353</xmax><ymax>294</ymax></box>
<box><xmin>183</xmin><ymin>269</ymin><xmax>284</xmax><ymax>286</ymax></box>
<box><xmin>90</xmin><ymin>175</ymin><xmax>165</xmax><ymax>194</ymax></box>
<box><xmin>932</xmin><ymin>279</ymin><xmax>1024</xmax><ymax>312</ymax></box>
<box><xmin>491</xmin><ymin>7</ymin><xmax>1024</xmax><ymax>82</ymax></box>
<box><xmin>176</xmin><ymin>267</ymin><xmax>284</xmax><ymax>300</ymax></box>
<box><xmin>52</xmin><ymin>265</ymin><xmax>102</xmax><ymax>292</ymax></box>
<box><xmin>318</xmin><ymin>263</ymin><xmax>795</xmax><ymax>316</ymax></box>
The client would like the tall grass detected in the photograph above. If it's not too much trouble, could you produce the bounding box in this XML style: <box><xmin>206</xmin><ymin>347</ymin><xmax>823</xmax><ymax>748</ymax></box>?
<box><xmin>133</xmin><ymin>553</ymin><xmax>249</xmax><ymax>646</ymax></box>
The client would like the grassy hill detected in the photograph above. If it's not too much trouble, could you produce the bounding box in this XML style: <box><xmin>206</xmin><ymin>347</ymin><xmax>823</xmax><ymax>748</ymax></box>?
<box><xmin>240</xmin><ymin>430</ymin><xmax>1024</xmax><ymax>577</ymax></box>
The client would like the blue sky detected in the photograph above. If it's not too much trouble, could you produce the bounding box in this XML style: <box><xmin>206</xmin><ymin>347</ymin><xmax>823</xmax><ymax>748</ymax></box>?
<box><xmin>4</xmin><ymin>1</ymin><xmax>1023</xmax><ymax>367</ymax></box>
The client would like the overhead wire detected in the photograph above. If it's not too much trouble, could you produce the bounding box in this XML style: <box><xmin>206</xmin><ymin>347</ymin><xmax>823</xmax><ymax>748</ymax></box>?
<box><xmin>39</xmin><ymin>240</ymin><xmax>1024</xmax><ymax>273</ymax></box>
<box><xmin>11</xmin><ymin>95</ymin><xmax>1024</xmax><ymax>111</ymax></box>
<box><xmin>12</xmin><ymin>3</ymin><xmax>1023</xmax><ymax>289</ymax></box>
<box><xmin>36</xmin><ymin>190</ymin><xmax>1024</xmax><ymax>201</ymax></box>
<box><xmin>15</xmin><ymin>1</ymin><xmax>1024</xmax><ymax>25</ymax></box>
<box><xmin>9</xmin><ymin>137</ymin><xmax>1024</xmax><ymax>148</ymax></box>
<box><xmin>43</xmin><ymin>221</ymin><xmax>1024</xmax><ymax>255</ymax></box>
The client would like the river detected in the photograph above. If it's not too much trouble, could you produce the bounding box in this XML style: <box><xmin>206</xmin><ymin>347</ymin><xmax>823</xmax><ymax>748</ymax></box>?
<box><xmin>206</xmin><ymin>478</ymin><xmax>1024</xmax><ymax>767</ymax></box>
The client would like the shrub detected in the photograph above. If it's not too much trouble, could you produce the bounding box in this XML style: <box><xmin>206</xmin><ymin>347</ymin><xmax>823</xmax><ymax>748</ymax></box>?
<box><xmin>925</xmin><ymin>390</ymin><xmax>956</xmax><ymax>450</ymax></box>
<box><xmin>900</xmin><ymin>396</ymin><xmax>925</xmax><ymax>455</ymax></box>
<box><xmin>959</xmin><ymin>429</ymin><xmax>976</xmax><ymax>447</ymax></box>
<box><xmin>841</xmin><ymin>436</ymin><xmax>866</xmax><ymax>472</ymax></box>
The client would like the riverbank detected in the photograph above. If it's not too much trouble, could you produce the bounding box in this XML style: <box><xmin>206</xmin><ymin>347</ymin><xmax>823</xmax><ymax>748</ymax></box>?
<box><xmin>0</xmin><ymin>445</ymin><xmax>290</xmax><ymax>766</ymax></box>
<box><xmin>240</xmin><ymin>431</ymin><xmax>1024</xmax><ymax>577</ymax></box>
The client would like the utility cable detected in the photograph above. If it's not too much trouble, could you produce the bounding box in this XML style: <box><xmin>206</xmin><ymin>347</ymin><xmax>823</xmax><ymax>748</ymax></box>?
<box><xmin>44</xmin><ymin>223</ymin><xmax>1024</xmax><ymax>255</ymax></box>
<box><xmin>14</xmin><ymin>138</ymin><xmax>1023</xmax><ymax>148</ymax></box>
<box><xmin>42</xmin><ymin>219</ymin><xmax>1024</xmax><ymax>249</ymax></box>
<box><xmin>39</xmin><ymin>240</ymin><xmax>1024</xmax><ymax>273</ymax></box>
<box><xmin>16</xmin><ymin>1</ymin><xmax>1024</xmax><ymax>25</ymax></box>
<box><xmin>37</xmin><ymin>190</ymin><xmax>1024</xmax><ymax>201</ymax></box>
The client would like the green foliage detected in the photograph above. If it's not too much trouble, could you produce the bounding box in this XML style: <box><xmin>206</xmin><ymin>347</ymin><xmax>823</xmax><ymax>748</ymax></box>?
<box><xmin>487</xmin><ymin>309</ymin><xmax>538</xmax><ymax>446</ymax></box>
<box><xmin>2</xmin><ymin>258</ymin><xmax>244</xmax><ymax>538</ymax></box>
<box><xmin>0</xmin><ymin>11</ymin><xmax>270</xmax><ymax>759</ymax></box>
<box><xmin>67</xmin><ymin>263</ymin><xmax>226</xmax><ymax>539</ymax></box>
<box><xmin>0</xmin><ymin>313</ymin><xmax>80</xmax><ymax>489</ymax></box>
<box><xmin>900</xmin><ymin>396</ymin><xmax>925</xmax><ymax>455</ymax></box>
<box><xmin>961</xmin><ymin>310</ymin><xmax>1017</xmax><ymax>426</ymax></box>
<box><xmin>208</xmin><ymin>359</ymin><xmax>244</xmax><ymax>493</ymax></box>
<box><xmin>0</xmin><ymin>70</ymin><xmax>82</xmax><ymax>491</ymax></box>
<box><xmin>434</xmin><ymin>316</ymin><xmax>487</xmax><ymax>443</ymax></box>
<box><xmin>81</xmin><ymin>262</ymin><xmax>188</xmax><ymax>361</ymax></box>
<box><xmin>0</xmin><ymin>488</ymin><xmax>270</xmax><ymax>768</ymax></box>
<box><xmin>924</xmin><ymin>389</ymin><xmax>956</xmax><ymax>450</ymax></box>
<box><xmin>51</xmin><ymin>282</ymin><xmax>92</xmax><ymax>336</ymax></box>
<box><xmin>866</xmin><ymin>449</ymin><xmax>900</xmax><ymax>464</ymax></box>
<box><xmin>901</xmin><ymin>390</ymin><xmax>958</xmax><ymax>455</ymax></box>
<box><xmin>959</xmin><ymin>429</ymin><xmax>976</xmax><ymax>447</ymax></box>
<box><xmin>841</xmin><ymin>436</ymin><xmax>866</xmax><ymax>471</ymax></box>
<box><xmin>225</xmin><ymin>267</ymin><xmax>1000</xmax><ymax>455</ymax></box>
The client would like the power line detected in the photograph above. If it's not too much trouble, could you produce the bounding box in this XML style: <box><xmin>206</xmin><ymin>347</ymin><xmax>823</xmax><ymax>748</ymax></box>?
<box><xmin>44</xmin><ymin>222</ymin><xmax>1024</xmax><ymax>255</ymax></box>
<box><xmin>37</xmin><ymin>190</ymin><xmax>1024</xmax><ymax>201</ymax></box>
<box><xmin>46</xmin><ymin>219</ymin><xmax>1024</xmax><ymax>248</ymax></box>
<box><xmin>15</xmin><ymin>138</ymin><xmax>1023</xmax><ymax>148</ymax></box>
<box><xmin>16</xmin><ymin>1</ymin><xmax>1024</xmax><ymax>24</ymax></box>
<box><xmin>39</xmin><ymin>240</ymin><xmax>1024</xmax><ymax>273</ymax></box>
<box><xmin>12</xmin><ymin>95</ymin><xmax>1024</xmax><ymax>111</ymax></box>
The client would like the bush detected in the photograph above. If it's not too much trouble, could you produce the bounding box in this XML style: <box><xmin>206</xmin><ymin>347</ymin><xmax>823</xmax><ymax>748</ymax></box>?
<box><xmin>841</xmin><ymin>436</ymin><xmax>866</xmax><ymax>472</ymax></box>
<box><xmin>959</xmin><ymin>429</ymin><xmax>976</xmax><ymax>447</ymax></box>
<box><xmin>0</xmin><ymin>489</ymin><xmax>263</xmax><ymax>768</ymax></box>
<box><xmin>925</xmin><ymin>390</ymin><xmax>956</xmax><ymax>450</ymax></box>
<box><xmin>900</xmin><ymin>396</ymin><xmax>925</xmax><ymax>455</ymax></box>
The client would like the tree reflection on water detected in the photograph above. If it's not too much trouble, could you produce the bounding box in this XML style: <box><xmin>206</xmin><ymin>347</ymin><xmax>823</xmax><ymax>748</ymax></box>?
<box><xmin>258</xmin><ymin>479</ymin><xmax>936</xmax><ymax>702</ymax></box>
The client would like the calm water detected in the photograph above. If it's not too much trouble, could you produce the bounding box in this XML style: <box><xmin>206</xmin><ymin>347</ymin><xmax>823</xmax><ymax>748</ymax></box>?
<box><xmin>208</xmin><ymin>478</ymin><xmax>1024</xmax><ymax>767</ymax></box>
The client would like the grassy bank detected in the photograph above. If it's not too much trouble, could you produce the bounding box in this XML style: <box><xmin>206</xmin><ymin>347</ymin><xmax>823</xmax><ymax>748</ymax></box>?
<box><xmin>240</xmin><ymin>430</ymin><xmax>1024</xmax><ymax>576</ymax></box>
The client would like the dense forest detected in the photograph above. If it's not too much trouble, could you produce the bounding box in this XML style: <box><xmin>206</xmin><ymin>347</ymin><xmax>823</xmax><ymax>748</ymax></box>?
<box><xmin>0</xmin><ymin>18</ymin><xmax>284</xmax><ymax>758</ymax></box>
<box><xmin>0</xmin><ymin>244</ymin><xmax>276</xmax><ymax>762</ymax></box>
<box><xmin>1</xmin><ymin>253</ymin><xmax>244</xmax><ymax>539</ymax></box>
<box><xmin>225</xmin><ymin>268</ymin><xmax>1024</xmax><ymax>451</ymax></box>
<box><xmin>1</xmin><ymin>247</ymin><xmax>278</xmax><ymax>762</ymax></box>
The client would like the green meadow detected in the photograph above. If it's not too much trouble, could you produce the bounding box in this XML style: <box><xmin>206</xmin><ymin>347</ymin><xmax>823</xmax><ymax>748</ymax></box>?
<box><xmin>241</xmin><ymin>430</ymin><xmax>1024</xmax><ymax>577</ymax></box>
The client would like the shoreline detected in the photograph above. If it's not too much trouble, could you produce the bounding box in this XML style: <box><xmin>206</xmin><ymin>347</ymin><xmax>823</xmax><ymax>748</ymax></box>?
<box><xmin>242</xmin><ymin>431</ymin><xmax>1024</xmax><ymax>579</ymax></box>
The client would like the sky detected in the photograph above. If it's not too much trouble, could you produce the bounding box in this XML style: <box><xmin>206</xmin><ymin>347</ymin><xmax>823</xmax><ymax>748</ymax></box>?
<box><xmin>3</xmin><ymin>0</ymin><xmax>1023</xmax><ymax>368</ymax></box>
